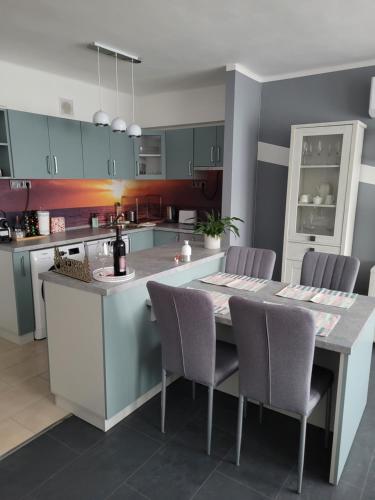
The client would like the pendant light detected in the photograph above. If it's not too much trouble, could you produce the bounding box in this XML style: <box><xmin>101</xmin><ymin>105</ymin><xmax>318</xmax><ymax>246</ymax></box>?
<box><xmin>111</xmin><ymin>52</ymin><xmax>127</xmax><ymax>133</ymax></box>
<box><xmin>127</xmin><ymin>59</ymin><xmax>142</xmax><ymax>137</ymax></box>
<box><xmin>92</xmin><ymin>46</ymin><xmax>110</xmax><ymax>126</ymax></box>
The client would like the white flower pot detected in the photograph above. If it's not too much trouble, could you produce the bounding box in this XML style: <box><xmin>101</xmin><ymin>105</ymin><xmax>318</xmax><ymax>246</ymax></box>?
<box><xmin>204</xmin><ymin>235</ymin><xmax>221</xmax><ymax>250</ymax></box>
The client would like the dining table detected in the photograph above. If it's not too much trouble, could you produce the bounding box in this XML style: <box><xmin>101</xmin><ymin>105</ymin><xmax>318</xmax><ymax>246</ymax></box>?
<box><xmin>179</xmin><ymin>277</ymin><xmax>375</xmax><ymax>485</ymax></box>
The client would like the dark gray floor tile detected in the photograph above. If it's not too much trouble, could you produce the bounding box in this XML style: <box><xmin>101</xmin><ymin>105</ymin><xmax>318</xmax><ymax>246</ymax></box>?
<box><xmin>32</xmin><ymin>425</ymin><xmax>161</xmax><ymax>500</ymax></box>
<box><xmin>47</xmin><ymin>415</ymin><xmax>104</xmax><ymax>453</ymax></box>
<box><xmin>361</xmin><ymin>456</ymin><xmax>375</xmax><ymax>500</ymax></box>
<box><xmin>107</xmin><ymin>481</ymin><xmax>149</xmax><ymax>499</ymax></box>
<box><xmin>339</xmin><ymin>439</ymin><xmax>373</xmax><ymax>488</ymax></box>
<box><xmin>194</xmin><ymin>471</ymin><xmax>266</xmax><ymax>500</ymax></box>
<box><xmin>0</xmin><ymin>434</ymin><xmax>77</xmax><ymax>500</ymax></box>
<box><xmin>127</xmin><ymin>440</ymin><xmax>220</xmax><ymax>500</ymax></box>
<box><xmin>277</xmin><ymin>471</ymin><xmax>361</xmax><ymax>499</ymax></box>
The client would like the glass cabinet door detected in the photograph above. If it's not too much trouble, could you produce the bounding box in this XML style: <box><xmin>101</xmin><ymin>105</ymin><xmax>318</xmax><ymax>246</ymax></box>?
<box><xmin>288</xmin><ymin>125</ymin><xmax>352</xmax><ymax>246</ymax></box>
<box><xmin>135</xmin><ymin>130</ymin><xmax>166</xmax><ymax>179</ymax></box>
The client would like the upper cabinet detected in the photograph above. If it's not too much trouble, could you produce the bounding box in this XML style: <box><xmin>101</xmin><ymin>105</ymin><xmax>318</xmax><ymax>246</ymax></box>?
<box><xmin>193</xmin><ymin>125</ymin><xmax>224</xmax><ymax>168</ymax></box>
<box><xmin>281</xmin><ymin>120</ymin><xmax>366</xmax><ymax>284</ymax></box>
<box><xmin>134</xmin><ymin>129</ymin><xmax>166</xmax><ymax>179</ymax></box>
<box><xmin>7</xmin><ymin>110</ymin><xmax>84</xmax><ymax>179</ymax></box>
<box><xmin>166</xmin><ymin>128</ymin><xmax>193</xmax><ymax>180</ymax></box>
<box><xmin>81</xmin><ymin>122</ymin><xmax>135</xmax><ymax>179</ymax></box>
<box><xmin>0</xmin><ymin>110</ymin><xmax>13</xmax><ymax>177</ymax></box>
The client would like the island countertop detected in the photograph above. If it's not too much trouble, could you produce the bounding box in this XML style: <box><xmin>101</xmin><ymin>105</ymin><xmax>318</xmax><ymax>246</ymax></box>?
<box><xmin>39</xmin><ymin>242</ymin><xmax>226</xmax><ymax>296</ymax></box>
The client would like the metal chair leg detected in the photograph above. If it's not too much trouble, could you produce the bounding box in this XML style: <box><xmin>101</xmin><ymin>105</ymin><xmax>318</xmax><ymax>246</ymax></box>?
<box><xmin>297</xmin><ymin>415</ymin><xmax>307</xmax><ymax>494</ymax></box>
<box><xmin>207</xmin><ymin>386</ymin><xmax>214</xmax><ymax>456</ymax></box>
<box><xmin>259</xmin><ymin>402</ymin><xmax>264</xmax><ymax>424</ymax></box>
<box><xmin>324</xmin><ymin>387</ymin><xmax>332</xmax><ymax>448</ymax></box>
<box><xmin>243</xmin><ymin>397</ymin><xmax>247</xmax><ymax>419</ymax></box>
<box><xmin>236</xmin><ymin>395</ymin><xmax>244</xmax><ymax>466</ymax></box>
<box><xmin>161</xmin><ymin>368</ymin><xmax>167</xmax><ymax>434</ymax></box>
<box><xmin>192</xmin><ymin>381</ymin><xmax>196</xmax><ymax>401</ymax></box>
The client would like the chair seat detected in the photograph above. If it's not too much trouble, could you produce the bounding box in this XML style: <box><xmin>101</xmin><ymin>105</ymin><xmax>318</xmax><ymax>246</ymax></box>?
<box><xmin>307</xmin><ymin>365</ymin><xmax>334</xmax><ymax>416</ymax></box>
<box><xmin>214</xmin><ymin>341</ymin><xmax>239</xmax><ymax>386</ymax></box>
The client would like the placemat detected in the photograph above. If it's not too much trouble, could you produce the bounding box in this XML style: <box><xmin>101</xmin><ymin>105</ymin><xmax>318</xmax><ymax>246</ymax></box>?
<box><xmin>200</xmin><ymin>272</ymin><xmax>268</xmax><ymax>292</ymax></box>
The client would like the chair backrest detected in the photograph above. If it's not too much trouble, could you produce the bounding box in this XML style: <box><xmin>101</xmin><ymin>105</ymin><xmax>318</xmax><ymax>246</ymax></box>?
<box><xmin>225</xmin><ymin>246</ymin><xmax>276</xmax><ymax>280</ymax></box>
<box><xmin>147</xmin><ymin>281</ymin><xmax>216</xmax><ymax>386</ymax></box>
<box><xmin>229</xmin><ymin>296</ymin><xmax>315</xmax><ymax>416</ymax></box>
<box><xmin>301</xmin><ymin>251</ymin><xmax>359</xmax><ymax>293</ymax></box>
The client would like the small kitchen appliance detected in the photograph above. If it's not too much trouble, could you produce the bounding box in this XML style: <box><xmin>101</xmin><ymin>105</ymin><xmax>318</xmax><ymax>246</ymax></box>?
<box><xmin>178</xmin><ymin>209</ymin><xmax>197</xmax><ymax>225</ymax></box>
<box><xmin>165</xmin><ymin>205</ymin><xmax>177</xmax><ymax>222</ymax></box>
<box><xmin>0</xmin><ymin>214</ymin><xmax>11</xmax><ymax>241</ymax></box>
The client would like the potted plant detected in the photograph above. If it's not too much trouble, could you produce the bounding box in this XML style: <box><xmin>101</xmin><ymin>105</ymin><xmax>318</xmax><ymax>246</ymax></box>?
<box><xmin>195</xmin><ymin>212</ymin><xmax>243</xmax><ymax>249</ymax></box>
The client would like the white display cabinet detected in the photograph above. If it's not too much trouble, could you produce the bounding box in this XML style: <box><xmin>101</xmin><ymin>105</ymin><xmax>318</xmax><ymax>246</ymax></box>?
<box><xmin>282</xmin><ymin>121</ymin><xmax>366</xmax><ymax>284</ymax></box>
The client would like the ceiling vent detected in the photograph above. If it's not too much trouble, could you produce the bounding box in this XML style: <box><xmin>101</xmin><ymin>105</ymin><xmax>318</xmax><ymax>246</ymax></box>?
<box><xmin>59</xmin><ymin>98</ymin><xmax>74</xmax><ymax>117</ymax></box>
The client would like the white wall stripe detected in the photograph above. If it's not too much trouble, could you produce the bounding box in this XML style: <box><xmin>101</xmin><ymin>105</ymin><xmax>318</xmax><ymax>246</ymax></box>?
<box><xmin>257</xmin><ymin>141</ymin><xmax>375</xmax><ymax>186</ymax></box>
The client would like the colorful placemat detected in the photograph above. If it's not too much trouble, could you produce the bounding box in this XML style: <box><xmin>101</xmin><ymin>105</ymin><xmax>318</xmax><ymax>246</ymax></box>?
<box><xmin>200</xmin><ymin>272</ymin><xmax>268</xmax><ymax>292</ymax></box>
<box><xmin>189</xmin><ymin>287</ymin><xmax>231</xmax><ymax>315</ymax></box>
<box><xmin>276</xmin><ymin>284</ymin><xmax>357</xmax><ymax>309</ymax></box>
<box><xmin>308</xmin><ymin>309</ymin><xmax>341</xmax><ymax>337</ymax></box>
<box><xmin>276</xmin><ymin>284</ymin><xmax>320</xmax><ymax>301</ymax></box>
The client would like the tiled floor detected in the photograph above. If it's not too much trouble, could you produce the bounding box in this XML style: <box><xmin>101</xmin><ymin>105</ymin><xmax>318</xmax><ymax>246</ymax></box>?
<box><xmin>1</xmin><ymin>349</ymin><xmax>375</xmax><ymax>500</ymax></box>
<box><xmin>0</xmin><ymin>338</ymin><xmax>69</xmax><ymax>457</ymax></box>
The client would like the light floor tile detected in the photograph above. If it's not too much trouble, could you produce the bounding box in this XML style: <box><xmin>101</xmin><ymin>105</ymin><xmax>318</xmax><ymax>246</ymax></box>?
<box><xmin>13</xmin><ymin>395</ymin><xmax>69</xmax><ymax>434</ymax></box>
<box><xmin>0</xmin><ymin>379</ymin><xmax>11</xmax><ymax>393</ymax></box>
<box><xmin>0</xmin><ymin>376</ymin><xmax>50</xmax><ymax>421</ymax></box>
<box><xmin>0</xmin><ymin>418</ymin><xmax>33</xmax><ymax>456</ymax></box>
<box><xmin>0</xmin><ymin>351</ymin><xmax>49</xmax><ymax>386</ymax></box>
<box><xmin>39</xmin><ymin>370</ymin><xmax>50</xmax><ymax>382</ymax></box>
<box><xmin>0</xmin><ymin>337</ymin><xmax>19</xmax><ymax>354</ymax></box>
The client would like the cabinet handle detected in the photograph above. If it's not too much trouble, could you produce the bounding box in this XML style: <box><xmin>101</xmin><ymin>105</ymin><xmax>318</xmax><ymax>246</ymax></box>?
<box><xmin>107</xmin><ymin>160</ymin><xmax>111</xmax><ymax>176</ymax></box>
<box><xmin>188</xmin><ymin>160</ymin><xmax>192</xmax><ymax>176</ymax></box>
<box><xmin>113</xmin><ymin>160</ymin><xmax>116</xmax><ymax>177</ymax></box>
<box><xmin>20</xmin><ymin>256</ymin><xmax>26</xmax><ymax>276</ymax></box>
<box><xmin>309</xmin><ymin>235</ymin><xmax>316</xmax><ymax>242</ymax></box>
<box><xmin>216</xmin><ymin>146</ymin><xmax>220</xmax><ymax>163</ymax></box>
<box><xmin>53</xmin><ymin>155</ymin><xmax>58</xmax><ymax>175</ymax></box>
<box><xmin>308</xmin><ymin>248</ymin><xmax>315</xmax><ymax>252</ymax></box>
<box><xmin>46</xmin><ymin>156</ymin><xmax>51</xmax><ymax>175</ymax></box>
<box><xmin>136</xmin><ymin>160</ymin><xmax>140</xmax><ymax>176</ymax></box>
<box><xmin>210</xmin><ymin>146</ymin><xmax>215</xmax><ymax>163</ymax></box>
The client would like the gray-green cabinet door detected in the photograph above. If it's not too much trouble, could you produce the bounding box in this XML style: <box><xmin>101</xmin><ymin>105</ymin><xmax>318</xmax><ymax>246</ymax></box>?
<box><xmin>134</xmin><ymin>129</ymin><xmax>166</xmax><ymax>179</ymax></box>
<box><xmin>216</xmin><ymin>125</ymin><xmax>224</xmax><ymax>168</ymax></box>
<box><xmin>153</xmin><ymin>230</ymin><xmax>179</xmax><ymax>246</ymax></box>
<box><xmin>166</xmin><ymin>128</ymin><xmax>194</xmax><ymax>179</ymax></box>
<box><xmin>12</xmin><ymin>252</ymin><xmax>35</xmax><ymax>335</ymax></box>
<box><xmin>7</xmin><ymin>110</ymin><xmax>51</xmax><ymax>178</ymax></box>
<box><xmin>109</xmin><ymin>133</ymin><xmax>135</xmax><ymax>179</ymax></box>
<box><xmin>129</xmin><ymin>231</ymin><xmax>154</xmax><ymax>252</ymax></box>
<box><xmin>81</xmin><ymin>122</ymin><xmax>111</xmax><ymax>178</ymax></box>
<box><xmin>48</xmin><ymin>117</ymin><xmax>84</xmax><ymax>178</ymax></box>
<box><xmin>193</xmin><ymin>126</ymin><xmax>217</xmax><ymax>167</ymax></box>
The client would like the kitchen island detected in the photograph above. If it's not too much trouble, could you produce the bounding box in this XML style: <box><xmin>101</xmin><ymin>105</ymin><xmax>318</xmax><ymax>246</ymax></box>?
<box><xmin>41</xmin><ymin>242</ymin><xmax>225</xmax><ymax>431</ymax></box>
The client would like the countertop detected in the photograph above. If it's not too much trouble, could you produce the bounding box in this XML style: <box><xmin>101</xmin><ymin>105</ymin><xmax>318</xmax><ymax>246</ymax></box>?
<box><xmin>0</xmin><ymin>223</ymin><xmax>197</xmax><ymax>253</ymax></box>
<box><xmin>40</xmin><ymin>242</ymin><xmax>226</xmax><ymax>296</ymax></box>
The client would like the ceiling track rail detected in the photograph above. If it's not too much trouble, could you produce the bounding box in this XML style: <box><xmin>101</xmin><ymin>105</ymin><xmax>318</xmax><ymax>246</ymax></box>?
<box><xmin>89</xmin><ymin>42</ymin><xmax>141</xmax><ymax>63</ymax></box>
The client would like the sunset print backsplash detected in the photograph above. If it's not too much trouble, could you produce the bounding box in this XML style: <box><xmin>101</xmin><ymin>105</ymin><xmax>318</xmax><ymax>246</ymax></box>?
<box><xmin>0</xmin><ymin>173</ymin><xmax>222</xmax><ymax>227</ymax></box>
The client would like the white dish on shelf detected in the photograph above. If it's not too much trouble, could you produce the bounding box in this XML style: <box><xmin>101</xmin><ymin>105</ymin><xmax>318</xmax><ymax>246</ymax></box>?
<box><xmin>137</xmin><ymin>222</ymin><xmax>156</xmax><ymax>227</ymax></box>
<box><xmin>93</xmin><ymin>266</ymin><xmax>135</xmax><ymax>283</ymax></box>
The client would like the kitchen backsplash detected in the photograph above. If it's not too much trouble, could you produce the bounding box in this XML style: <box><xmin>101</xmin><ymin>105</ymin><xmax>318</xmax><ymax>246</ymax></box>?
<box><xmin>0</xmin><ymin>172</ymin><xmax>222</xmax><ymax>227</ymax></box>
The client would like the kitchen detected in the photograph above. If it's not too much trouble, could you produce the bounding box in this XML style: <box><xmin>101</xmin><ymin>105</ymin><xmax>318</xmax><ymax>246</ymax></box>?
<box><xmin>1</xmin><ymin>2</ymin><xmax>375</xmax><ymax>500</ymax></box>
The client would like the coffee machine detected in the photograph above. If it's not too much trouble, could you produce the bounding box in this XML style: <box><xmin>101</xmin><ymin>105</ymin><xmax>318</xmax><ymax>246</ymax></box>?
<box><xmin>0</xmin><ymin>212</ymin><xmax>11</xmax><ymax>242</ymax></box>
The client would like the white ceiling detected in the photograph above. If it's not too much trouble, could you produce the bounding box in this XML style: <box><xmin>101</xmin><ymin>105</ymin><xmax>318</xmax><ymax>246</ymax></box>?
<box><xmin>1</xmin><ymin>0</ymin><xmax>375</xmax><ymax>95</ymax></box>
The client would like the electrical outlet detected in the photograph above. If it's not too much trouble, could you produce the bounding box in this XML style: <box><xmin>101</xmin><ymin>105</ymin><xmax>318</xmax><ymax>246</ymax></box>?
<box><xmin>9</xmin><ymin>180</ymin><xmax>32</xmax><ymax>190</ymax></box>
<box><xmin>192</xmin><ymin>179</ymin><xmax>206</xmax><ymax>189</ymax></box>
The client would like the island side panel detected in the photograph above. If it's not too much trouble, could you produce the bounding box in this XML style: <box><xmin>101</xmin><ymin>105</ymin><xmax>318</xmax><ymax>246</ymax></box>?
<box><xmin>44</xmin><ymin>281</ymin><xmax>106</xmax><ymax>426</ymax></box>
<box><xmin>103</xmin><ymin>257</ymin><xmax>224</xmax><ymax>420</ymax></box>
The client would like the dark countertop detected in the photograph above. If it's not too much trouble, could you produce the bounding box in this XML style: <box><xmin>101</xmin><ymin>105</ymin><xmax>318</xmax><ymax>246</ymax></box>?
<box><xmin>0</xmin><ymin>223</ymin><xmax>197</xmax><ymax>253</ymax></box>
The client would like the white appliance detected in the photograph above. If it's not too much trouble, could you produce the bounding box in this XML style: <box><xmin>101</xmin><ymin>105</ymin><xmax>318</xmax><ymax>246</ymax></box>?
<box><xmin>30</xmin><ymin>235</ymin><xmax>130</xmax><ymax>340</ymax></box>
<box><xmin>178</xmin><ymin>210</ymin><xmax>197</xmax><ymax>225</ymax></box>
<box><xmin>369</xmin><ymin>266</ymin><xmax>375</xmax><ymax>297</ymax></box>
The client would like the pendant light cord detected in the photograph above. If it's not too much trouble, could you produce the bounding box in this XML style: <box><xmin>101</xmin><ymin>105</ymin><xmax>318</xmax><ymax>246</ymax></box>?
<box><xmin>97</xmin><ymin>46</ymin><xmax>103</xmax><ymax>109</ymax></box>
<box><xmin>115</xmin><ymin>52</ymin><xmax>119</xmax><ymax>114</ymax></box>
<box><xmin>131</xmin><ymin>59</ymin><xmax>135</xmax><ymax>122</ymax></box>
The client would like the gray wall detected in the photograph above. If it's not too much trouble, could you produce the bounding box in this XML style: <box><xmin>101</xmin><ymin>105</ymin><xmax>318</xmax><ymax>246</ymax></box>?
<box><xmin>222</xmin><ymin>70</ymin><xmax>262</xmax><ymax>245</ymax></box>
<box><xmin>255</xmin><ymin>65</ymin><xmax>375</xmax><ymax>293</ymax></box>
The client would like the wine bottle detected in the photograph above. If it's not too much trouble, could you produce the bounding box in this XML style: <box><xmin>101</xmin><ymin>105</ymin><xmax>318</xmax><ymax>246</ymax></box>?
<box><xmin>113</xmin><ymin>227</ymin><xmax>126</xmax><ymax>276</ymax></box>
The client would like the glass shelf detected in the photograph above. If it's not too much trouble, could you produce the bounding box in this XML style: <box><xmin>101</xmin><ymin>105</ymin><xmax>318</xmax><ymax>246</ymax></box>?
<box><xmin>138</xmin><ymin>154</ymin><xmax>161</xmax><ymax>158</ymax></box>
<box><xmin>300</xmin><ymin>164</ymin><xmax>340</xmax><ymax>169</ymax></box>
<box><xmin>298</xmin><ymin>203</ymin><xmax>336</xmax><ymax>208</ymax></box>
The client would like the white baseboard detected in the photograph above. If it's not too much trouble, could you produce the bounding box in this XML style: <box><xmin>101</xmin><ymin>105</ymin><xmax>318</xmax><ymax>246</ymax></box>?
<box><xmin>55</xmin><ymin>374</ymin><xmax>179</xmax><ymax>432</ymax></box>
<box><xmin>0</xmin><ymin>328</ymin><xmax>34</xmax><ymax>345</ymax></box>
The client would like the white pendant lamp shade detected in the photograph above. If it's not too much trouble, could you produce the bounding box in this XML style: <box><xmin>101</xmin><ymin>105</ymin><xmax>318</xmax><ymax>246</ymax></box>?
<box><xmin>127</xmin><ymin>123</ymin><xmax>142</xmax><ymax>137</ymax></box>
<box><xmin>93</xmin><ymin>110</ymin><xmax>110</xmax><ymax>127</ymax></box>
<box><xmin>111</xmin><ymin>53</ymin><xmax>127</xmax><ymax>133</ymax></box>
<box><xmin>127</xmin><ymin>59</ymin><xmax>141</xmax><ymax>137</ymax></box>
<box><xmin>93</xmin><ymin>47</ymin><xmax>110</xmax><ymax>126</ymax></box>
<box><xmin>111</xmin><ymin>116</ymin><xmax>127</xmax><ymax>133</ymax></box>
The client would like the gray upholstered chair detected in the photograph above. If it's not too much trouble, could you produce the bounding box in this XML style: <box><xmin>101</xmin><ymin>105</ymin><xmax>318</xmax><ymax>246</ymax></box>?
<box><xmin>301</xmin><ymin>251</ymin><xmax>359</xmax><ymax>293</ymax></box>
<box><xmin>147</xmin><ymin>281</ymin><xmax>238</xmax><ymax>455</ymax></box>
<box><xmin>229</xmin><ymin>297</ymin><xmax>333</xmax><ymax>494</ymax></box>
<box><xmin>225</xmin><ymin>246</ymin><xmax>276</xmax><ymax>280</ymax></box>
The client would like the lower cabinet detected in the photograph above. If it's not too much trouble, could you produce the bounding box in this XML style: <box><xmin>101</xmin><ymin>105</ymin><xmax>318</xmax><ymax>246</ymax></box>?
<box><xmin>283</xmin><ymin>259</ymin><xmax>303</xmax><ymax>285</ymax></box>
<box><xmin>153</xmin><ymin>230</ymin><xmax>179</xmax><ymax>246</ymax></box>
<box><xmin>129</xmin><ymin>231</ymin><xmax>154</xmax><ymax>253</ymax></box>
<box><xmin>0</xmin><ymin>251</ymin><xmax>35</xmax><ymax>340</ymax></box>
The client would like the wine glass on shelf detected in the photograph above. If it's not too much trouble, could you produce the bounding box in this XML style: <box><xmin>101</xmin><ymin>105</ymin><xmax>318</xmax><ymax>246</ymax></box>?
<box><xmin>302</xmin><ymin>141</ymin><xmax>309</xmax><ymax>165</ymax></box>
<box><xmin>317</xmin><ymin>140</ymin><xmax>323</xmax><ymax>156</ymax></box>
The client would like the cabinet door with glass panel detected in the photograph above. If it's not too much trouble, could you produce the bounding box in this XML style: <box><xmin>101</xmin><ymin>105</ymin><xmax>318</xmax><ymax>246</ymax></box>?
<box><xmin>288</xmin><ymin>124</ymin><xmax>353</xmax><ymax>247</ymax></box>
<box><xmin>134</xmin><ymin>129</ymin><xmax>166</xmax><ymax>179</ymax></box>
